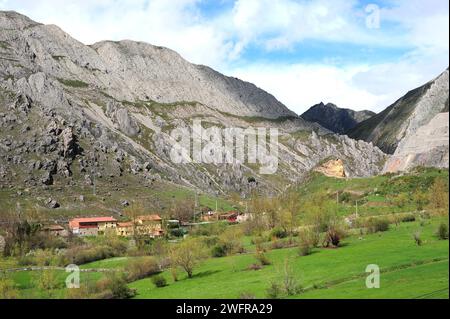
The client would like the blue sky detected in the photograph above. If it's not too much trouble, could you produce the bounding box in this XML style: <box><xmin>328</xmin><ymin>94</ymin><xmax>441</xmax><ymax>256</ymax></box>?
<box><xmin>1</xmin><ymin>0</ymin><xmax>448</xmax><ymax>114</ymax></box>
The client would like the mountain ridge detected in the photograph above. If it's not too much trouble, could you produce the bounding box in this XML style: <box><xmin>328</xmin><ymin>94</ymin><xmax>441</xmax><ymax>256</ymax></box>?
<box><xmin>347</xmin><ymin>69</ymin><xmax>449</xmax><ymax>154</ymax></box>
<box><xmin>0</xmin><ymin>11</ymin><xmax>388</xmax><ymax>212</ymax></box>
<box><xmin>300</xmin><ymin>102</ymin><xmax>375</xmax><ymax>134</ymax></box>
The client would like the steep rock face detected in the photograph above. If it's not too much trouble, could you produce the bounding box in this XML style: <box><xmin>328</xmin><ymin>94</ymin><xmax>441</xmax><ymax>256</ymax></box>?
<box><xmin>314</xmin><ymin>159</ymin><xmax>346</xmax><ymax>178</ymax></box>
<box><xmin>348</xmin><ymin>69</ymin><xmax>449</xmax><ymax>154</ymax></box>
<box><xmin>0</xmin><ymin>11</ymin><xmax>295</xmax><ymax>119</ymax></box>
<box><xmin>301</xmin><ymin>102</ymin><xmax>375</xmax><ymax>134</ymax></box>
<box><xmin>383</xmin><ymin>112</ymin><xmax>449</xmax><ymax>173</ymax></box>
<box><xmin>0</xmin><ymin>11</ymin><xmax>388</xmax><ymax>208</ymax></box>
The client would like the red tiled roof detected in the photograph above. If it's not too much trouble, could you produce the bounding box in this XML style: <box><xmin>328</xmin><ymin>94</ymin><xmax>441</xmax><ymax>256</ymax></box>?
<box><xmin>117</xmin><ymin>222</ymin><xmax>133</xmax><ymax>227</ymax></box>
<box><xmin>69</xmin><ymin>216</ymin><xmax>117</xmax><ymax>228</ymax></box>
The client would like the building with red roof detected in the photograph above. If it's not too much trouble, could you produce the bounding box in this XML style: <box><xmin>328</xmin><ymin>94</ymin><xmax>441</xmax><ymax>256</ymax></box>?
<box><xmin>69</xmin><ymin>216</ymin><xmax>117</xmax><ymax>236</ymax></box>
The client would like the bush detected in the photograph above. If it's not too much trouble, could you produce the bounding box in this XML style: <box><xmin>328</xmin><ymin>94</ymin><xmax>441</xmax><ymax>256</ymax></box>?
<box><xmin>366</xmin><ymin>218</ymin><xmax>390</xmax><ymax>234</ymax></box>
<box><xmin>17</xmin><ymin>255</ymin><xmax>36</xmax><ymax>266</ymax></box>
<box><xmin>271</xmin><ymin>239</ymin><xmax>296</xmax><ymax>250</ymax></box>
<box><xmin>65</xmin><ymin>245</ymin><xmax>117</xmax><ymax>265</ymax></box>
<box><xmin>437</xmin><ymin>223</ymin><xmax>449</xmax><ymax>240</ymax></box>
<box><xmin>270</xmin><ymin>227</ymin><xmax>288</xmax><ymax>239</ymax></box>
<box><xmin>0</xmin><ymin>276</ymin><xmax>18</xmax><ymax>299</ymax></box>
<box><xmin>211</xmin><ymin>244</ymin><xmax>228</xmax><ymax>257</ymax></box>
<box><xmin>255</xmin><ymin>251</ymin><xmax>271</xmax><ymax>266</ymax></box>
<box><xmin>104</xmin><ymin>274</ymin><xmax>136</xmax><ymax>299</ymax></box>
<box><xmin>170</xmin><ymin>228</ymin><xmax>185</xmax><ymax>238</ymax></box>
<box><xmin>126</xmin><ymin>256</ymin><xmax>160</xmax><ymax>281</ymax></box>
<box><xmin>413</xmin><ymin>231</ymin><xmax>422</xmax><ymax>246</ymax></box>
<box><xmin>298</xmin><ymin>229</ymin><xmax>316</xmax><ymax>256</ymax></box>
<box><xmin>323</xmin><ymin>227</ymin><xmax>345</xmax><ymax>247</ymax></box>
<box><xmin>266</xmin><ymin>281</ymin><xmax>282</xmax><ymax>299</ymax></box>
<box><xmin>238</xmin><ymin>292</ymin><xmax>256</xmax><ymax>299</ymax></box>
<box><xmin>247</xmin><ymin>263</ymin><xmax>262</xmax><ymax>271</ymax></box>
<box><xmin>151</xmin><ymin>275</ymin><xmax>167</xmax><ymax>288</ymax></box>
<box><xmin>401</xmin><ymin>214</ymin><xmax>416</xmax><ymax>223</ymax></box>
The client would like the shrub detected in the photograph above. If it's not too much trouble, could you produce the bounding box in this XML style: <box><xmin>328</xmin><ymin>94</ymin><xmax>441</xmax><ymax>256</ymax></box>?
<box><xmin>151</xmin><ymin>275</ymin><xmax>167</xmax><ymax>288</ymax></box>
<box><xmin>0</xmin><ymin>276</ymin><xmax>18</xmax><ymax>299</ymax></box>
<box><xmin>437</xmin><ymin>223</ymin><xmax>449</xmax><ymax>240</ymax></box>
<box><xmin>255</xmin><ymin>251</ymin><xmax>271</xmax><ymax>266</ymax></box>
<box><xmin>298</xmin><ymin>229</ymin><xmax>315</xmax><ymax>256</ymax></box>
<box><xmin>266</xmin><ymin>281</ymin><xmax>282</xmax><ymax>299</ymax></box>
<box><xmin>366</xmin><ymin>218</ymin><xmax>390</xmax><ymax>233</ymax></box>
<box><xmin>323</xmin><ymin>227</ymin><xmax>345</xmax><ymax>247</ymax></box>
<box><xmin>413</xmin><ymin>231</ymin><xmax>422</xmax><ymax>246</ymax></box>
<box><xmin>401</xmin><ymin>214</ymin><xmax>416</xmax><ymax>223</ymax></box>
<box><xmin>105</xmin><ymin>274</ymin><xmax>136</xmax><ymax>299</ymax></box>
<box><xmin>126</xmin><ymin>256</ymin><xmax>160</xmax><ymax>281</ymax></box>
<box><xmin>281</xmin><ymin>259</ymin><xmax>303</xmax><ymax>296</ymax></box>
<box><xmin>270</xmin><ymin>227</ymin><xmax>288</xmax><ymax>239</ymax></box>
<box><xmin>65</xmin><ymin>245</ymin><xmax>114</xmax><ymax>265</ymax></box>
<box><xmin>271</xmin><ymin>239</ymin><xmax>295</xmax><ymax>250</ymax></box>
<box><xmin>238</xmin><ymin>292</ymin><xmax>256</xmax><ymax>299</ymax></box>
<box><xmin>17</xmin><ymin>255</ymin><xmax>36</xmax><ymax>266</ymax></box>
<box><xmin>247</xmin><ymin>263</ymin><xmax>262</xmax><ymax>271</ymax></box>
<box><xmin>170</xmin><ymin>228</ymin><xmax>185</xmax><ymax>238</ymax></box>
<box><xmin>211</xmin><ymin>244</ymin><xmax>228</xmax><ymax>257</ymax></box>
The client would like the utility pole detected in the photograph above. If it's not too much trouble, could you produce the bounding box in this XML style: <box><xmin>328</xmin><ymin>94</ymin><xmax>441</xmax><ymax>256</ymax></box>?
<box><xmin>355</xmin><ymin>200</ymin><xmax>358</xmax><ymax>218</ymax></box>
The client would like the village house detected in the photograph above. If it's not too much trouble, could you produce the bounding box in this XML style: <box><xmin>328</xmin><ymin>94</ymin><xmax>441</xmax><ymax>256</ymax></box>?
<box><xmin>69</xmin><ymin>217</ymin><xmax>117</xmax><ymax>236</ymax></box>
<box><xmin>116</xmin><ymin>215</ymin><xmax>164</xmax><ymax>238</ymax></box>
<box><xmin>116</xmin><ymin>221</ymin><xmax>133</xmax><ymax>237</ymax></box>
<box><xmin>219</xmin><ymin>211</ymin><xmax>239</xmax><ymax>223</ymax></box>
<box><xmin>135</xmin><ymin>215</ymin><xmax>164</xmax><ymax>237</ymax></box>
<box><xmin>41</xmin><ymin>224</ymin><xmax>68</xmax><ymax>237</ymax></box>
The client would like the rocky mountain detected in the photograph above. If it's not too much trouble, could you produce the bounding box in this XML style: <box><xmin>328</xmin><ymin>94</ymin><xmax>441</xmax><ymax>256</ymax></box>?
<box><xmin>300</xmin><ymin>102</ymin><xmax>375</xmax><ymax>134</ymax></box>
<box><xmin>0</xmin><ymin>11</ymin><xmax>387</xmax><ymax>213</ymax></box>
<box><xmin>347</xmin><ymin>69</ymin><xmax>449</xmax><ymax>154</ymax></box>
<box><xmin>383</xmin><ymin>112</ymin><xmax>449</xmax><ymax>173</ymax></box>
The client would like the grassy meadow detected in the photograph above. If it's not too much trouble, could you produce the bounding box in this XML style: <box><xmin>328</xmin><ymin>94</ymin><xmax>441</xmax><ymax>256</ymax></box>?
<box><xmin>0</xmin><ymin>168</ymin><xmax>448</xmax><ymax>299</ymax></box>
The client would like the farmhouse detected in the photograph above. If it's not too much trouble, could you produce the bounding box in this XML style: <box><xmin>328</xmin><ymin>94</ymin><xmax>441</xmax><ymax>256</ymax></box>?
<box><xmin>135</xmin><ymin>215</ymin><xmax>164</xmax><ymax>237</ymax></box>
<box><xmin>69</xmin><ymin>217</ymin><xmax>117</xmax><ymax>236</ymax></box>
<box><xmin>116</xmin><ymin>221</ymin><xmax>133</xmax><ymax>237</ymax></box>
<box><xmin>116</xmin><ymin>215</ymin><xmax>164</xmax><ymax>238</ymax></box>
<box><xmin>219</xmin><ymin>211</ymin><xmax>238</xmax><ymax>223</ymax></box>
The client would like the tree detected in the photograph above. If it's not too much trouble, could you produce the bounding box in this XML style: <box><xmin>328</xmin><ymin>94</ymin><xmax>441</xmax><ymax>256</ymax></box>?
<box><xmin>428</xmin><ymin>178</ymin><xmax>449</xmax><ymax>212</ymax></box>
<box><xmin>170</xmin><ymin>238</ymin><xmax>206</xmax><ymax>278</ymax></box>
<box><xmin>34</xmin><ymin>270</ymin><xmax>59</xmax><ymax>298</ymax></box>
<box><xmin>171</xmin><ymin>199</ymin><xmax>196</xmax><ymax>223</ymax></box>
<box><xmin>0</xmin><ymin>276</ymin><xmax>18</xmax><ymax>299</ymax></box>
<box><xmin>394</xmin><ymin>193</ymin><xmax>409</xmax><ymax>208</ymax></box>
<box><xmin>413</xmin><ymin>190</ymin><xmax>428</xmax><ymax>211</ymax></box>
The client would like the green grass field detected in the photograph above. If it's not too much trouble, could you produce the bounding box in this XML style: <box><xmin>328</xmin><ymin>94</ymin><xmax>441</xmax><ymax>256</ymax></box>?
<box><xmin>1</xmin><ymin>168</ymin><xmax>448</xmax><ymax>299</ymax></box>
<box><xmin>129</xmin><ymin>218</ymin><xmax>449</xmax><ymax>299</ymax></box>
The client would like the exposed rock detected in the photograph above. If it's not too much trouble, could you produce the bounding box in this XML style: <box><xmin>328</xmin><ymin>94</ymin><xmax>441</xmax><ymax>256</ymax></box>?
<box><xmin>315</xmin><ymin>159</ymin><xmax>346</xmax><ymax>178</ymax></box>
<box><xmin>45</xmin><ymin>197</ymin><xmax>60</xmax><ymax>209</ymax></box>
<box><xmin>384</xmin><ymin>112</ymin><xmax>449</xmax><ymax>173</ymax></box>
<box><xmin>41</xmin><ymin>171</ymin><xmax>53</xmax><ymax>185</ymax></box>
<box><xmin>301</xmin><ymin>102</ymin><xmax>375</xmax><ymax>134</ymax></box>
<box><xmin>348</xmin><ymin>69</ymin><xmax>449</xmax><ymax>155</ymax></box>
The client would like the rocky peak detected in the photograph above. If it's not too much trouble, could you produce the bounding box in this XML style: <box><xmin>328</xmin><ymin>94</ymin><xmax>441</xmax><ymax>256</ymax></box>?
<box><xmin>301</xmin><ymin>102</ymin><xmax>375</xmax><ymax>134</ymax></box>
